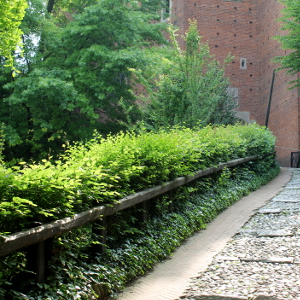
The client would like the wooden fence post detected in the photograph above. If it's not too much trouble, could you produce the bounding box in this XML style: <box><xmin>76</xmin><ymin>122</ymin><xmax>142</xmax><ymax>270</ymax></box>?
<box><xmin>93</xmin><ymin>217</ymin><xmax>107</xmax><ymax>253</ymax></box>
<box><xmin>27</xmin><ymin>240</ymin><xmax>47</xmax><ymax>283</ymax></box>
<box><xmin>141</xmin><ymin>201</ymin><xmax>148</xmax><ymax>222</ymax></box>
<box><xmin>100</xmin><ymin>217</ymin><xmax>107</xmax><ymax>253</ymax></box>
<box><xmin>137</xmin><ymin>200</ymin><xmax>150</xmax><ymax>223</ymax></box>
<box><xmin>169</xmin><ymin>190</ymin><xmax>174</xmax><ymax>213</ymax></box>
<box><xmin>36</xmin><ymin>241</ymin><xmax>45</xmax><ymax>283</ymax></box>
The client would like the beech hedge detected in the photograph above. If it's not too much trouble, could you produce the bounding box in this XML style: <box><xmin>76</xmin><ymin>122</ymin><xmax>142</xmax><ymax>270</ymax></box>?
<box><xmin>0</xmin><ymin>124</ymin><xmax>276</xmax><ymax>235</ymax></box>
<box><xmin>0</xmin><ymin>158</ymin><xmax>279</xmax><ymax>300</ymax></box>
<box><xmin>0</xmin><ymin>124</ymin><xmax>280</xmax><ymax>299</ymax></box>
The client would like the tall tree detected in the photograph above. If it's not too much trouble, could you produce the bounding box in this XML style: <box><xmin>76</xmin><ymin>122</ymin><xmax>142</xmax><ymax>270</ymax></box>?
<box><xmin>0</xmin><ymin>0</ymin><xmax>168</xmax><ymax>161</ymax></box>
<box><xmin>133</xmin><ymin>20</ymin><xmax>237</xmax><ymax>129</ymax></box>
<box><xmin>0</xmin><ymin>0</ymin><xmax>27</xmax><ymax>69</ymax></box>
<box><xmin>274</xmin><ymin>0</ymin><xmax>300</xmax><ymax>88</ymax></box>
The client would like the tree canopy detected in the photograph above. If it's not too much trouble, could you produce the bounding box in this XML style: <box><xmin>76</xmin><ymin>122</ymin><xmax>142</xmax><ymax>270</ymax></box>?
<box><xmin>0</xmin><ymin>1</ymin><xmax>237</xmax><ymax>162</ymax></box>
<box><xmin>0</xmin><ymin>0</ymin><xmax>168</xmax><ymax>161</ymax></box>
<box><xmin>132</xmin><ymin>20</ymin><xmax>237</xmax><ymax>129</ymax></box>
<box><xmin>274</xmin><ymin>0</ymin><xmax>300</xmax><ymax>88</ymax></box>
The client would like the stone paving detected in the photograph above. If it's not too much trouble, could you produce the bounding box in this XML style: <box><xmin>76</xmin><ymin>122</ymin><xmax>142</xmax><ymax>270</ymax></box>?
<box><xmin>116</xmin><ymin>168</ymin><xmax>292</xmax><ymax>300</ymax></box>
<box><xmin>181</xmin><ymin>168</ymin><xmax>300</xmax><ymax>300</ymax></box>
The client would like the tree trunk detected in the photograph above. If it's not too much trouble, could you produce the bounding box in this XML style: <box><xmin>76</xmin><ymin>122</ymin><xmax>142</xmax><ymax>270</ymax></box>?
<box><xmin>47</xmin><ymin>0</ymin><xmax>55</xmax><ymax>13</ymax></box>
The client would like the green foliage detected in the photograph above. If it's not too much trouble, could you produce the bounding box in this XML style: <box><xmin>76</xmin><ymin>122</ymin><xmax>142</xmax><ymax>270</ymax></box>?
<box><xmin>0</xmin><ymin>124</ymin><xmax>276</xmax><ymax>235</ymax></box>
<box><xmin>0</xmin><ymin>124</ymin><xmax>5</xmax><ymax>164</ymax></box>
<box><xmin>0</xmin><ymin>0</ymin><xmax>27</xmax><ymax>70</ymax></box>
<box><xmin>132</xmin><ymin>20</ymin><xmax>237</xmax><ymax>129</ymax></box>
<box><xmin>0</xmin><ymin>0</ymin><xmax>168</xmax><ymax>161</ymax></box>
<box><xmin>0</xmin><ymin>159</ymin><xmax>279</xmax><ymax>299</ymax></box>
<box><xmin>273</xmin><ymin>0</ymin><xmax>300</xmax><ymax>88</ymax></box>
<box><xmin>0</xmin><ymin>123</ymin><xmax>279</xmax><ymax>298</ymax></box>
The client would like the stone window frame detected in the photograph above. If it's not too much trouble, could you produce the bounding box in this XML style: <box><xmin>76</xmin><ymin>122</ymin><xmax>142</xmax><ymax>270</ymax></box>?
<box><xmin>240</xmin><ymin>58</ymin><xmax>247</xmax><ymax>70</ymax></box>
<box><xmin>161</xmin><ymin>0</ymin><xmax>172</xmax><ymax>22</ymax></box>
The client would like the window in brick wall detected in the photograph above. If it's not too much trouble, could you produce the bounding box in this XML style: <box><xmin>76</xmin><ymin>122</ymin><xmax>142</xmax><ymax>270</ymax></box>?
<box><xmin>166</xmin><ymin>0</ymin><xmax>171</xmax><ymax>14</ymax></box>
<box><xmin>240</xmin><ymin>58</ymin><xmax>247</xmax><ymax>69</ymax></box>
<box><xmin>161</xmin><ymin>0</ymin><xmax>171</xmax><ymax>21</ymax></box>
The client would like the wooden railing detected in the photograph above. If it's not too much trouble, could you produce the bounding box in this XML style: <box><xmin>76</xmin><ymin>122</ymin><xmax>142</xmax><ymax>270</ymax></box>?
<box><xmin>0</xmin><ymin>155</ymin><xmax>258</xmax><ymax>282</ymax></box>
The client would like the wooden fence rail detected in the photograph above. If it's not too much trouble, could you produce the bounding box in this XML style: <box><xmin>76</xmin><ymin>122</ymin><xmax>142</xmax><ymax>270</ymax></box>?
<box><xmin>0</xmin><ymin>155</ymin><xmax>260</xmax><ymax>283</ymax></box>
<box><xmin>0</xmin><ymin>155</ymin><xmax>258</xmax><ymax>258</ymax></box>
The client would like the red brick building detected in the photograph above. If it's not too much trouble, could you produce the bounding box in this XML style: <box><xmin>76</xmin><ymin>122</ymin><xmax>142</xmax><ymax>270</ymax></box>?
<box><xmin>169</xmin><ymin>0</ymin><xmax>300</xmax><ymax>166</ymax></box>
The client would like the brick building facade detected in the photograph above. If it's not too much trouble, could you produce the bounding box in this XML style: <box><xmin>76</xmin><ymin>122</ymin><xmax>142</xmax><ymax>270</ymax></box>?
<box><xmin>170</xmin><ymin>0</ymin><xmax>300</xmax><ymax>166</ymax></box>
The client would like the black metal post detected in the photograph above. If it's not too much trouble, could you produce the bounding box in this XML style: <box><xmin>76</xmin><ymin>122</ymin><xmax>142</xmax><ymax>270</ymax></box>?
<box><xmin>265</xmin><ymin>69</ymin><xmax>276</xmax><ymax>127</ymax></box>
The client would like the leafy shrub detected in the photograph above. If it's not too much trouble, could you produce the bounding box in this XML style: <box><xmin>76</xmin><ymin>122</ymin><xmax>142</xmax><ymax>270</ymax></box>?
<box><xmin>0</xmin><ymin>124</ymin><xmax>276</xmax><ymax>235</ymax></box>
<box><xmin>0</xmin><ymin>160</ymin><xmax>279</xmax><ymax>299</ymax></box>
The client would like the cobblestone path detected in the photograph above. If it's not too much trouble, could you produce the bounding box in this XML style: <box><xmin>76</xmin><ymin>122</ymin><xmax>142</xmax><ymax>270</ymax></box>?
<box><xmin>117</xmin><ymin>168</ymin><xmax>292</xmax><ymax>300</ymax></box>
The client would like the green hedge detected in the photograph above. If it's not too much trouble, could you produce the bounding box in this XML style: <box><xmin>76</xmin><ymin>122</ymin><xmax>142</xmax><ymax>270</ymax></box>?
<box><xmin>0</xmin><ymin>124</ymin><xmax>280</xmax><ymax>299</ymax></box>
<box><xmin>0</xmin><ymin>124</ymin><xmax>276</xmax><ymax>235</ymax></box>
<box><xmin>0</xmin><ymin>160</ymin><xmax>279</xmax><ymax>299</ymax></box>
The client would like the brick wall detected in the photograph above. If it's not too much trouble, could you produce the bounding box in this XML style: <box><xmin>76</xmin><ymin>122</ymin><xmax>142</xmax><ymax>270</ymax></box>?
<box><xmin>256</xmin><ymin>0</ymin><xmax>299</xmax><ymax>166</ymax></box>
<box><xmin>171</xmin><ymin>0</ymin><xmax>300</xmax><ymax>166</ymax></box>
